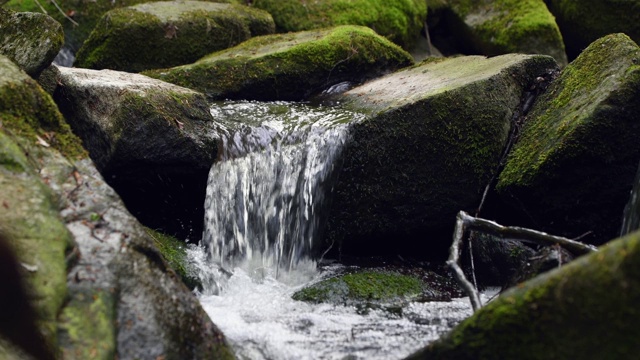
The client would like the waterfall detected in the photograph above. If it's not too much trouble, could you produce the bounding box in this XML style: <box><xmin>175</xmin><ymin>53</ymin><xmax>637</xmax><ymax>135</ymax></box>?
<box><xmin>621</xmin><ymin>161</ymin><xmax>640</xmax><ymax>236</ymax></box>
<box><xmin>202</xmin><ymin>101</ymin><xmax>364</xmax><ymax>277</ymax></box>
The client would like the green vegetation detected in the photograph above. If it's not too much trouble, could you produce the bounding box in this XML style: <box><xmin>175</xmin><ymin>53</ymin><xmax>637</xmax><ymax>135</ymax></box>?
<box><xmin>448</xmin><ymin>0</ymin><xmax>567</xmax><ymax>65</ymax></box>
<box><xmin>75</xmin><ymin>1</ymin><xmax>275</xmax><ymax>72</ymax></box>
<box><xmin>497</xmin><ymin>33</ymin><xmax>640</xmax><ymax>242</ymax></box>
<box><xmin>0</xmin><ymin>8</ymin><xmax>64</xmax><ymax>76</ymax></box>
<box><xmin>57</xmin><ymin>290</ymin><xmax>117</xmax><ymax>360</ymax></box>
<box><xmin>143</xmin><ymin>227</ymin><xmax>201</xmax><ymax>290</ymax></box>
<box><xmin>293</xmin><ymin>270</ymin><xmax>423</xmax><ymax>304</ymax></box>
<box><xmin>143</xmin><ymin>25</ymin><xmax>413</xmax><ymax>101</ymax></box>
<box><xmin>408</xmin><ymin>229</ymin><xmax>640</xmax><ymax>359</ymax></box>
<box><xmin>253</xmin><ymin>0</ymin><xmax>427</xmax><ymax>50</ymax></box>
<box><xmin>0</xmin><ymin>56</ymin><xmax>86</xmax><ymax>160</ymax></box>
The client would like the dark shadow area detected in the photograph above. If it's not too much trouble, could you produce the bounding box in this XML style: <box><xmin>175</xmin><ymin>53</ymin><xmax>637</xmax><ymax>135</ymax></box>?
<box><xmin>103</xmin><ymin>165</ymin><xmax>210</xmax><ymax>243</ymax></box>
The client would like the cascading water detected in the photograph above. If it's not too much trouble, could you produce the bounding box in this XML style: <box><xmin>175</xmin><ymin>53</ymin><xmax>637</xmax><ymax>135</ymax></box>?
<box><xmin>191</xmin><ymin>101</ymin><xmax>488</xmax><ymax>359</ymax></box>
<box><xmin>202</xmin><ymin>101</ymin><xmax>360</xmax><ymax>274</ymax></box>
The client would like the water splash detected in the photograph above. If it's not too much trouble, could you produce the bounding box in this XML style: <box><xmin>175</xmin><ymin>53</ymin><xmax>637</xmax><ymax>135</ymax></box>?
<box><xmin>202</xmin><ymin>101</ymin><xmax>364</xmax><ymax>275</ymax></box>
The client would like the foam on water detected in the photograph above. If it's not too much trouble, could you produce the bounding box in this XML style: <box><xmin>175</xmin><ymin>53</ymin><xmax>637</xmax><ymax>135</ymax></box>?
<box><xmin>187</xmin><ymin>244</ymin><xmax>495</xmax><ymax>360</ymax></box>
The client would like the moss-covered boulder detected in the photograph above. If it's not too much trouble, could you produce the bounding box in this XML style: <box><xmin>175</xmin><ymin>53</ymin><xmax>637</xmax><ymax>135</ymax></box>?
<box><xmin>46</xmin><ymin>65</ymin><xmax>220</xmax><ymax>237</ymax></box>
<box><xmin>496</xmin><ymin>33</ymin><xmax>640</xmax><ymax>245</ymax></box>
<box><xmin>443</xmin><ymin>0</ymin><xmax>568</xmax><ymax>66</ymax></box>
<box><xmin>0</xmin><ymin>132</ymin><xmax>74</xmax><ymax>356</ymax></box>
<box><xmin>252</xmin><ymin>0</ymin><xmax>427</xmax><ymax>50</ymax></box>
<box><xmin>0</xmin><ymin>8</ymin><xmax>64</xmax><ymax>77</ymax></box>
<box><xmin>144</xmin><ymin>25</ymin><xmax>414</xmax><ymax>101</ymax></box>
<box><xmin>75</xmin><ymin>1</ymin><xmax>275</xmax><ymax>72</ymax></box>
<box><xmin>406</xmin><ymin>229</ymin><xmax>640</xmax><ymax>360</ymax></box>
<box><xmin>0</xmin><ymin>55</ymin><xmax>235</xmax><ymax>359</ymax></box>
<box><xmin>4</xmin><ymin>0</ymin><xmax>243</xmax><ymax>56</ymax></box>
<box><xmin>327</xmin><ymin>54</ymin><xmax>558</xmax><ymax>257</ymax></box>
<box><xmin>546</xmin><ymin>0</ymin><xmax>640</xmax><ymax>60</ymax></box>
<box><xmin>293</xmin><ymin>270</ymin><xmax>424</xmax><ymax>305</ymax></box>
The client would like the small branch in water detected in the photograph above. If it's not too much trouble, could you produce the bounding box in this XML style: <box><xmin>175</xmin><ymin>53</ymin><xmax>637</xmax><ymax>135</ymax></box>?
<box><xmin>48</xmin><ymin>0</ymin><xmax>79</xmax><ymax>26</ymax></box>
<box><xmin>448</xmin><ymin>211</ymin><xmax>598</xmax><ymax>312</ymax></box>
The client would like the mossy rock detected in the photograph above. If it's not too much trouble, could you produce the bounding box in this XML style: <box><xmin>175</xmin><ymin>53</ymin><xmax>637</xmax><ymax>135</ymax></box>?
<box><xmin>497</xmin><ymin>33</ymin><xmax>640</xmax><ymax>245</ymax></box>
<box><xmin>4</xmin><ymin>0</ymin><xmax>243</xmax><ymax>55</ymax></box>
<box><xmin>0</xmin><ymin>8</ymin><xmax>64</xmax><ymax>76</ymax></box>
<box><xmin>444</xmin><ymin>0</ymin><xmax>567</xmax><ymax>66</ymax></box>
<box><xmin>252</xmin><ymin>0</ymin><xmax>427</xmax><ymax>50</ymax></box>
<box><xmin>546</xmin><ymin>0</ymin><xmax>640</xmax><ymax>60</ymax></box>
<box><xmin>0</xmin><ymin>56</ymin><xmax>86</xmax><ymax>160</ymax></box>
<box><xmin>326</xmin><ymin>54</ymin><xmax>558</xmax><ymax>257</ymax></box>
<box><xmin>143</xmin><ymin>25</ymin><xmax>414</xmax><ymax>101</ymax></box>
<box><xmin>406</xmin><ymin>229</ymin><xmax>640</xmax><ymax>360</ymax></box>
<box><xmin>293</xmin><ymin>270</ymin><xmax>423</xmax><ymax>305</ymax></box>
<box><xmin>48</xmin><ymin>65</ymin><xmax>218</xmax><ymax>173</ymax></box>
<box><xmin>75</xmin><ymin>1</ymin><xmax>275</xmax><ymax>72</ymax></box>
<box><xmin>143</xmin><ymin>227</ymin><xmax>201</xmax><ymax>290</ymax></box>
<box><xmin>0</xmin><ymin>131</ymin><xmax>73</xmax><ymax>354</ymax></box>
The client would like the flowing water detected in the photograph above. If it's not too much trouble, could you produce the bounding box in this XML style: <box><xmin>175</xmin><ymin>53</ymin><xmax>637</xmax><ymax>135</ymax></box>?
<box><xmin>621</xmin><ymin>161</ymin><xmax>640</xmax><ymax>236</ymax></box>
<box><xmin>193</xmin><ymin>101</ymin><xmax>487</xmax><ymax>359</ymax></box>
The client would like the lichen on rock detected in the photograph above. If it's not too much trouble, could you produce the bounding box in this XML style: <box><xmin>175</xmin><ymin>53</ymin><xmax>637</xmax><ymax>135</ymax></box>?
<box><xmin>143</xmin><ymin>25</ymin><xmax>414</xmax><ymax>101</ymax></box>
<box><xmin>0</xmin><ymin>8</ymin><xmax>64</xmax><ymax>76</ymax></box>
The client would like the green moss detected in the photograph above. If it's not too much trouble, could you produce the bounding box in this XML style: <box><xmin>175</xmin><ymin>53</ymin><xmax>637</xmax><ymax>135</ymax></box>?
<box><xmin>496</xmin><ymin>34</ymin><xmax>640</xmax><ymax>242</ymax></box>
<box><xmin>0</xmin><ymin>56</ymin><xmax>86</xmax><ymax>160</ymax></box>
<box><xmin>4</xmin><ymin>0</ymin><xmax>244</xmax><ymax>54</ymax></box>
<box><xmin>144</xmin><ymin>25</ymin><xmax>413</xmax><ymax>100</ymax></box>
<box><xmin>410</xmin><ymin>230</ymin><xmax>640</xmax><ymax>360</ymax></box>
<box><xmin>293</xmin><ymin>270</ymin><xmax>423</xmax><ymax>304</ymax></box>
<box><xmin>0</xmin><ymin>9</ymin><xmax>64</xmax><ymax>76</ymax></box>
<box><xmin>448</xmin><ymin>0</ymin><xmax>567</xmax><ymax>65</ymax></box>
<box><xmin>253</xmin><ymin>0</ymin><xmax>427</xmax><ymax>50</ymax></box>
<box><xmin>75</xmin><ymin>2</ymin><xmax>274</xmax><ymax>72</ymax></box>
<box><xmin>0</xmin><ymin>132</ymin><xmax>74</xmax><ymax>350</ymax></box>
<box><xmin>546</xmin><ymin>0</ymin><xmax>640</xmax><ymax>59</ymax></box>
<box><xmin>143</xmin><ymin>227</ymin><xmax>201</xmax><ymax>290</ymax></box>
<box><xmin>57</xmin><ymin>290</ymin><xmax>117</xmax><ymax>360</ymax></box>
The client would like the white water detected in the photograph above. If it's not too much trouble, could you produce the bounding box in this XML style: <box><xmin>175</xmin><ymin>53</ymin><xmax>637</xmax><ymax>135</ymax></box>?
<box><xmin>203</xmin><ymin>101</ymin><xmax>362</xmax><ymax>273</ymax></box>
<box><xmin>196</xmin><ymin>101</ymin><xmax>488</xmax><ymax>359</ymax></box>
<box><xmin>188</xmin><ymin>245</ymin><xmax>495</xmax><ymax>360</ymax></box>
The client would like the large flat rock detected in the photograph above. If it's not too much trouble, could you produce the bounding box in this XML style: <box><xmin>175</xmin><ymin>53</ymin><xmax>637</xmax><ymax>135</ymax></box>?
<box><xmin>327</xmin><ymin>54</ymin><xmax>558</xmax><ymax>257</ymax></box>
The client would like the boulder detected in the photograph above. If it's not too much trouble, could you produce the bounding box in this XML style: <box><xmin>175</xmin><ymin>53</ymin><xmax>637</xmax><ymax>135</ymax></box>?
<box><xmin>0</xmin><ymin>55</ymin><xmax>235</xmax><ymax>359</ymax></box>
<box><xmin>437</xmin><ymin>0</ymin><xmax>568</xmax><ymax>66</ymax></box>
<box><xmin>3</xmin><ymin>0</ymin><xmax>243</xmax><ymax>57</ymax></box>
<box><xmin>496</xmin><ymin>33</ymin><xmax>640</xmax><ymax>245</ymax></box>
<box><xmin>143</xmin><ymin>25</ymin><xmax>414</xmax><ymax>101</ymax></box>
<box><xmin>0</xmin><ymin>8</ymin><xmax>64</xmax><ymax>76</ymax></box>
<box><xmin>546</xmin><ymin>0</ymin><xmax>640</xmax><ymax>59</ymax></box>
<box><xmin>327</xmin><ymin>54</ymin><xmax>558</xmax><ymax>257</ymax></box>
<box><xmin>406</xmin><ymin>229</ymin><xmax>640</xmax><ymax>360</ymax></box>
<box><xmin>46</xmin><ymin>65</ymin><xmax>221</xmax><ymax>237</ymax></box>
<box><xmin>75</xmin><ymin>1</ymin><xmax>275</xmax><ymax>72</ymax></box>
<box><xmin>252</xmin><ymin>0</ymin><xmax>427</xmax><ymax>50</ymax></box>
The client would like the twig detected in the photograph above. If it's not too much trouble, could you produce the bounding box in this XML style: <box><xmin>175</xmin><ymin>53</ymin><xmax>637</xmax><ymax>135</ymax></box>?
<box><xmin>447</xmin><ymin>213</ymin><xmax>483</xmax><ymax>311</ymax></box>
<box><xmin>49</xmin><ymin>0</ymin><xmax>79</xmax><ymax>26</ymax></box>
<box><xmin>448</xmin><ymin>211</ymin><xmax>598</xmax><ymax>312</ymax></box>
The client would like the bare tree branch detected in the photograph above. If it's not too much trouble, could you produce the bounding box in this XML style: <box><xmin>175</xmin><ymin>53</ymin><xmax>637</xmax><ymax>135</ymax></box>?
<box><xmin>448</xmin><ymin>211</ymin><xmax>598</xmax><ymax>312</ymax></box>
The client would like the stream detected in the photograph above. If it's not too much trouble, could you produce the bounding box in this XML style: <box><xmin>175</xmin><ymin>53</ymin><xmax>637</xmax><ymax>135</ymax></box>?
<box><xmin>189</xmin><ymin>101</ymin><xmax>492</xmax><ymax>359</ymax></box>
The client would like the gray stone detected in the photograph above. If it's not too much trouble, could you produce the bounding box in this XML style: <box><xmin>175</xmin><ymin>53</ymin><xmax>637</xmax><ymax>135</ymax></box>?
<box><xmin>0</xmin><ymin>8</ymin><xmax>64</xmax><ymax>76</ymax></box>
